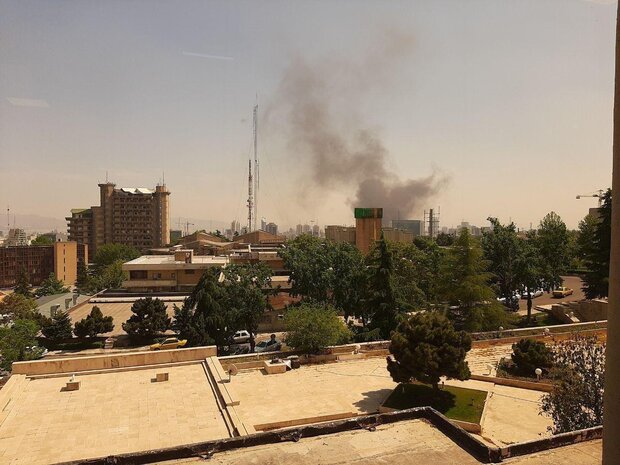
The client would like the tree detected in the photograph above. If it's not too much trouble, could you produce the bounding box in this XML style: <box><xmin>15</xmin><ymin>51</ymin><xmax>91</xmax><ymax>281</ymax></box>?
<box><xmin>122</xmin><ymin>298</ymin><xmax>170</xmax><ymax>337</ymax></box>
<box><xmin>0</xmin><ymin>293</ymin><xmax>39</xmax><ymax>322</ymax></box>
<box><xmin>439</xmin><ymin>228</ymin><xmax>507</xmax><ymax>331</ymax></box>
<box><xmin>173</xmin><ymin>268</ymin><xmax>234</xmax><ymax>349</ymax></box>
<box><xmin>89</xmin><ymin>260</ymin><xmax>126</xmax><ymax>292</ymax></box>
<box><xmin>31</xmin><ymin>235</ymin><xmax>53</xmax><ymax>245</ymax></box>
<box><xmin>388</xmin><ymin>241</ymin><xmax>430</xmax><ymax>312</ymax></box>
<box><xmin>387</xmin><ymin>312</ymin><xmax>471</xmax><ymax>390</ymax></box>
<box><xmin>365</xmin><ymin>233</ymin><xmax>401</xmax><ymax>339</ymax></box>
<box><xmin>511</xmin><ymin>338</ymin><xmax>553</xmax><ymax>377</ymax></box>
<box><xmin>541</xmin><ymin>336</ymin><xmax>605</xmax><ymax>433</ymax></box>
<box><xmin>284</xmin><ymin>303</ymin><xmax>351</xmax><ymax>353</ymax></box>
<box><xmin>278</xmin><ymin>235</ymin><xmax>367</xmax><ymax>319</ymax></box>
<box><xmin>75</xmin><ymin>261</ymin><xmax>91</xmax><ymax>293</ymax></box>
<box><xmin>0</xmin><ymin>319</ymin><xmax>40</xmax><ymax>371</ymax></box>
<box><xmin>515</xmin><ymin>239</ymin><xmax>544</xmax><ymax>324</ymax></box>
<box><xmin>35</xmin><ymin>272</ymin><xmax>70</xmax><ymax>297</ymax></box>
<box><xmin>482</xmin><ymin>218</ymin><xmax>523</xmax><ymax>300</ymax></box>
<box><xmin>222</xmin><ymin>264</ymin><xmax>272</xmax><ymax>351</ymax></box>
<box><xmin>533</xmin><ymin>212</ymin><xmax>569</xmax><ymax>289</ymax></box>
<box><xmin>435</xmin><ymin>232</ymin><xmax>455</xmax><ymax>246</ymax></box>
<box><xmin>93</xmin><ymin>244</ymin><xmax>140</xmax><ymax>270</ymax></box>
<box><xmin>582</xmin><ymin>189</ymin><xmax>612</xmax><ymax>299</ymax></box>
<box><xmin>14</xmin><ymin>267</ymin><xmax>33</xmax><ymax>297</ymax></box>
<box><xmin>74</xmin><ymin>306</ymin><xmax>114</xmax><ymax>338</ymax></box>
<box><xmin>41</xmin><ymin>311</ymin><xmax>73</xmax><ymax>341</ymax></box>
<box><xmin>278</xmin><ymin>235</ymin><xmax>335</xmax><ymax>303</ymax></box>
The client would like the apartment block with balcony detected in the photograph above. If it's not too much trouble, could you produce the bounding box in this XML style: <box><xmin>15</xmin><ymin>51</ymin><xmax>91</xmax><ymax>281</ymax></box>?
<box><xmin>66</xmin><ymin>181</ymin><xmax>170</xmax><ymax>258</ymax></box>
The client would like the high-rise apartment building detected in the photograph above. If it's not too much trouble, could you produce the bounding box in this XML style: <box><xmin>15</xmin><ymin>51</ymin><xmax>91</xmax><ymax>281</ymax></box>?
<box><xmin>265</xmin><ymin>222</ymin><xmax>278</xmax><ymax>236</ymax></box>
<box><xmin>6</xmin><ymin>228</ymin><xmax>28</xmax><ymax>246</ymax></box>
<box><xmin>66</xmin><ymin>181</ymin><xmax>170</xmax><ymax>257</ymax></box>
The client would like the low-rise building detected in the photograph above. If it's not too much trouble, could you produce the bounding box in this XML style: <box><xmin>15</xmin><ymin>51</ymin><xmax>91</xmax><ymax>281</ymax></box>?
<box><xmin>0</xmin><ymin>241</ymin><xmax>87</xmax><ymax>288</ymax></box>
<box><xmin>121</xmin><ymin>249</ymin><xmax>228</xmax><ymax>292</ymax></box>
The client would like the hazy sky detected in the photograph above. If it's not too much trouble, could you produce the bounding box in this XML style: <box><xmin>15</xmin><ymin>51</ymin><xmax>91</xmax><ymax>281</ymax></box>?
<box><xmin>0</xmin><ymin>0</ymin><xmax>616</xmax><ymax>232</ymax></box>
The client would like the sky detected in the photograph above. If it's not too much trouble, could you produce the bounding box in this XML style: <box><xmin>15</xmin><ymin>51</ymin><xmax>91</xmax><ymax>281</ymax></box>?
<box><xmin>0</xmin><ymin>0</ymin><xmax>617</xmax><ymax>233</ymax></box>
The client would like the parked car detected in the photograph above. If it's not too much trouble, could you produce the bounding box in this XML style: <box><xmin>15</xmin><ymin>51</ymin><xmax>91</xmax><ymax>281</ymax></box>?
<box><xmin>255</xmin><ymin>335</ymin><xmax>282</xmax><ymax>353</ymax></box>
<box><xmin>553</xmin><ymin>287</ymin><xmax>574</xmax><ymax>298</ymax></box>
<box><xmin>150</xmin><ymin>337</ymin><xmax>187</xmax><ymax>351</ymax></box>
<box><xmin>232</xmin><ymin>330</ymin><xmax>252</xmax><ymax>344</ymax></box>
<box><xmin>521</xmin><ymin>288</ymin><xmax>544</xmax><ymax>299</ymax></box>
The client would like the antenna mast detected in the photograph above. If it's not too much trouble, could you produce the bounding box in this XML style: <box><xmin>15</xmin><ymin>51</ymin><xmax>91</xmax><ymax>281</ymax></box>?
<box><xmin>247</xmin><ymin>159</ymin><xmax>253</xmax><ymax>232</ymax></box>
<box><xmin>253</xmin><ymin>102</ymin><xmax>259</xmax><ymax>231</ymax></box>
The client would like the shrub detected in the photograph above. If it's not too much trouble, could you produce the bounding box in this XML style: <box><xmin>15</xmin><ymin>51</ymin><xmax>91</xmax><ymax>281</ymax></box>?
<box><xmin>511</xmin><ymin>338</ymin><xmax>553</xmax><ymax>377</ymax></box>
<box><xmin>285</xmin><ymin>304</ymin><xmax>351</xmax><ymax>353</ymax></box>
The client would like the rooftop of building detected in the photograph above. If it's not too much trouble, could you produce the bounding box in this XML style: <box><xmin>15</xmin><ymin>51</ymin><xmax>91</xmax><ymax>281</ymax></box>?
<box><xmin>1</xmin><ymin>332</ymin><xmax>604</xmax><ymax>465</ymax></box>
<box><xmin>123</xmin><ymin>255</ymin><xmax>229</xmax><ymax>267</ymax></box>
<box><xmin>36</xmin><ymin>292</ymin><xmax>91</xmax><ymax>318</ymax></box>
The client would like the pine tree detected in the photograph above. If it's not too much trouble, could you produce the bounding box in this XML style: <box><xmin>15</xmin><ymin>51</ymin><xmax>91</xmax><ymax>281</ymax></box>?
<box><xmin>41</xmin><ymin>311</ymin><xmax>73</xmax><ymax>341</ymax></box>
<box><xmin>366</xmin><ymin>233</ymin><xmax>401</xmax><ymax>339</ymax></box>
<box><xmin>387</xmin><ymin>312</ymin><xmax>471</xmax><ymax>390</ymax></box>
<box><xmin>122</xmin><ymin>298</ymin><xmax>170</xmax><ymax>337</ymax></box>
<box><xmin>14</xmin><ymin>267</ymin><xmax>33</xmax><ymax>297</ymax></box>
<box><xmin>74</xmin><ymin>306</ymin><xmax>114</xmax><ymax>338</ymax></box>
<box><xmin>36</xmin><ymin>273</ymin><xmax>70</xmax><ymax>297</ymax></box>
<box><xmin>583</xmin><ymin>189</ymin><xmax>612</xmax><ymax>298</ymax></box>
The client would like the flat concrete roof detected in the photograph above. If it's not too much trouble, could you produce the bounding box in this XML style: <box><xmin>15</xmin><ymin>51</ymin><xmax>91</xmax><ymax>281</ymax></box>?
<box><xmin>153</xmin><ymin>434</ymin><xmax>602</xmax><ymax>465</ymax></box>
<box><xmin>123</xmin><ymin>255</ymin><xmax>229</xmax><ymax>268</ymax></box>
<box><xmin>0</xmin><ymin>364</ymin><xmax>229</xmax><ymax>465</ymax></box>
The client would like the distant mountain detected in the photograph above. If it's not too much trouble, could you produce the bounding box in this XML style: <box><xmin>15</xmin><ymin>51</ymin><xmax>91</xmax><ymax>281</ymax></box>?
<box><xmin>1</xmin><ymin>214</ymin><xmax>67</xmax><ymax>234</ymax></box>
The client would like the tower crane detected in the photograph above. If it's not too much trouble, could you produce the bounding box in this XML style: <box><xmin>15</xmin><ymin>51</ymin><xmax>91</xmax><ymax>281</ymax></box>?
<box><xmin>576</xmin><ymin>189</ymin><xmax>605</xmax><ymax>207</ymax></box>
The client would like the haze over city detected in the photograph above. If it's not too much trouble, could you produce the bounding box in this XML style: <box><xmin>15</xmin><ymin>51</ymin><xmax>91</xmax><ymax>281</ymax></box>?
<box><xmin>1</xmin><ymin>0</ymin><xmax>616</xmax><ymax>232</ymax></box>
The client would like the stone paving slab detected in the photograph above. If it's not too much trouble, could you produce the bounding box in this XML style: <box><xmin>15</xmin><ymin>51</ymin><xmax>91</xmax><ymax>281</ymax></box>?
<box><xmin>0</xmin><ymin>364</ymin><xmax>229</xmax><ymax>464</ymax></box>
<box><xmin>232</xmin><ymin>358</ymin><xmax>397</xmax><ymax>428</ymax></box>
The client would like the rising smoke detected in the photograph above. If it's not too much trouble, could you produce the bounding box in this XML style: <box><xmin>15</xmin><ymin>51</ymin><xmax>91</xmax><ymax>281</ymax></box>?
<box><xmin>266</xmin><ymin>31</ymin><xmax>447</xmax><ymax>223</ymax></box>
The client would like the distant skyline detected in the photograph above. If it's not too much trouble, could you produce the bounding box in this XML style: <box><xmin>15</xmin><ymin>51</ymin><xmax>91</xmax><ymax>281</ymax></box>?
<box><xmin>1</xmin><ymin>0</ymin><xmax>617</xmax><ymax>232</ymax></box>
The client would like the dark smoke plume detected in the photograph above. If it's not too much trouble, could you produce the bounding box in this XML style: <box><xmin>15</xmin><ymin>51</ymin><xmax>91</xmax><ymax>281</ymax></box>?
<box><xmin>267</xmin><ymin>31</ymin><xmax>447</xmax><ymax>223</ymax></box>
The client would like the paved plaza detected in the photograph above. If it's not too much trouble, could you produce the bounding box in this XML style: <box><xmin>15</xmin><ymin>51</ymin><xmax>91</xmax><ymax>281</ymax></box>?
<box><xmin>232</xmin><ymin>358</ymin><xmax>398</xmax><ymax>428</ymax></box>
<box><xmin>0</xmin><ymin>364</ymin><xmax>229</xmax><ymax>465</ymax></box>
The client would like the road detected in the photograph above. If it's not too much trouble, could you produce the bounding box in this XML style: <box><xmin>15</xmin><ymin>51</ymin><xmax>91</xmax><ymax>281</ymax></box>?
<box><xmin>516</xmin><ymin>275</ymin><xmax>585</xmax><ymax>316</ymax></box>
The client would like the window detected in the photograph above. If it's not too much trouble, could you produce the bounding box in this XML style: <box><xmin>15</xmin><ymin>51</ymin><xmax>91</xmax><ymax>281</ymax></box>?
<box><xmin>129</xmin><ymin>270</ymin><xmax>147</xmax><ymax>280</ymax></box>
<box><xmin>185</xmin><ymin>269</ymin><xmax>195</xmax><ymax>275</ymax></box>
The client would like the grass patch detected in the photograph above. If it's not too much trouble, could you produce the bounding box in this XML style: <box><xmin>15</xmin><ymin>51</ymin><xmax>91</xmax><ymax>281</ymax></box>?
<box><xmin>383</xmin><ymin>383</ymin><xmax>486</xmax><ymax>424</ymax></box>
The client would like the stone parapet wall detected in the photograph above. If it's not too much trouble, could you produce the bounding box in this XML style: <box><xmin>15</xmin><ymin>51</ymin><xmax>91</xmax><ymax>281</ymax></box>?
<box><xmin>12</xmin><ymin>346</ymin><xmax>217</xmax><ymax>375</ymax></box>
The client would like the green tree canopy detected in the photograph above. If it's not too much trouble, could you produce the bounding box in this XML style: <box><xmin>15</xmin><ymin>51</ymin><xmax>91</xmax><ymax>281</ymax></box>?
<box><xmin>222</xmin><ymin>263</ymin><xmax>272</xmax><ymax>351</ymax></box>
<box><xmin>93</xmin><ymin>244</ymin><xmax>140</xmax><ymax>270</ymax></box>
<box><xmin>0</xmin><ymin>319</ymin><xmax>40</xmax><ymax>371</ymax></box>
<box><xmin>31</xmin><ymin>235</ymin><xmax>54</xmax><ymax>246</ymax></box>
<box><xmin>0</xmin><ymin>293</ymin><xmax>39</xmax><ymax>322</ymax></box>
<box><xmin>14</xmin><ymin>267</ymin><xmax>33</xmax><ymax>297</ymax></box>
<box><xmin>387</xmin><ymin>312</ymin><xmax>471</xmax><ymax>390</ymax></box>
<box><xmin>582</xmin><ymin>189</ymin><xmax>611</xmax><ymax>299</ymax></box>
<box><xmin>284</xmin><ymin>303</ymin><xmax>351</xmax><ymax>353</ymax></box>
<box><xmin>74</xmin><ymin>306</ymin><xmax>114</xmax><ymax>338</ymax></box>
<box><xmin>439</xmin><ymin>228</ymin><xmax>509</xmax><ymax>331</ymax></box>
<box><xmin>35</xmin><ymin>272</ymin><xmax>70</xmax><ymax>297</ymax></box>
<box><xmin>122</xmin><ymin>298</ymin><xmax>170</xmax><ymax>337</ymax></box>
<box><xmin>173</xmin><ymin>268</ymin><xmax>234</xmax><ymax>349</ymax></box>
<box><xmin>41</xmin><ymin>311</ymin><xmax>73</xmax><ymax>341</ymax></box>
<box><xmin>482</xmin><ymin>218</ymin><xmax>523</xmax><ymax>299</ymax></box>
<box><xmin>278</xmin><ymin>235</ymin><xmax>368</xmax><ymax>319</ymax></box>
<box><xmin>533</xmin><ymin>211</ymin><xmax>569</xmax><ymax>289</ymax></box>
<box><xmin>278</xmin><ymin>235</ymin><xmax>336</xmax><ymax>303</ymax></box>
<box><xmin>365</xmin><ymin>234</ymin><xmax>402</xmax><ymax>339</ymax></box>
<box><xmin>511</xmin><ymin>338</ymin><xmax>553</xmax><ymax>377</ymax></box>
<box><xmin>541</xmin><ymin>336</ymin><xmax>605</xmax><ymax>433</ymax></box>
